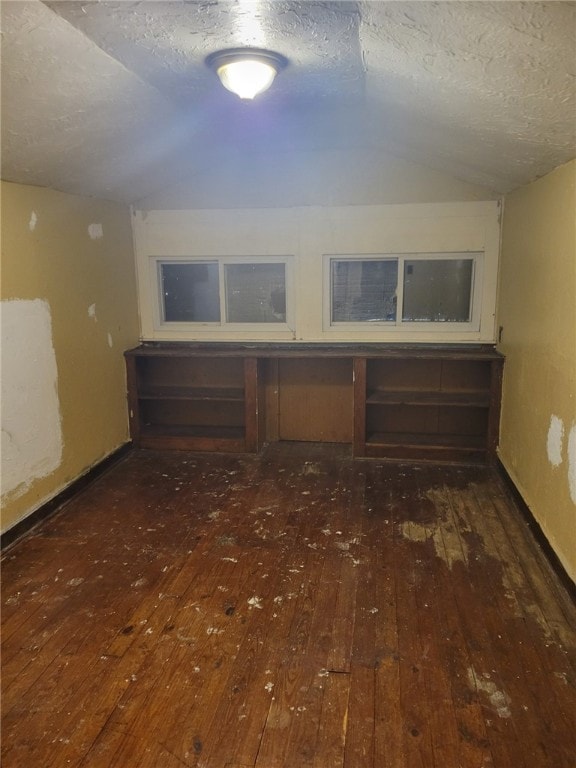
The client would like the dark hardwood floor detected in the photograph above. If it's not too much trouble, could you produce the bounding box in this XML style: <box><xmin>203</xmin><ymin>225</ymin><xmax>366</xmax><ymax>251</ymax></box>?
<box><xmin>2</xmin><ymin>443</ymin><xmax>575</xmax><ymax>767</ymax></box>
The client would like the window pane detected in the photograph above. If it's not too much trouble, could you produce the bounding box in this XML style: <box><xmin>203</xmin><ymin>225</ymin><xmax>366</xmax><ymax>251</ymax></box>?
<box><xmin>402</xmin><ymin>259</ymin><xmax>473</xmax><ymax>322</ymax></box>
<box><xmin>161</xmin><ymin>263</ymin><xmax>220</xmax><ymax>322</ymax></box>
<box><xmin>225</xmin><ymin>263</ymin><xmax>286</xmax><ymax>323</ymax></box>
<box><xmin>332</xmin><ymin>260</ymin><xmax>398</xmax><ymax>322</ymax></box>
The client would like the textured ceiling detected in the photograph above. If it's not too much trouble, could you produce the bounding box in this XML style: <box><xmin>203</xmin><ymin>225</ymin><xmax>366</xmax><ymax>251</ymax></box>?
<box><xmin>1</xmin><ymin>0</ymin><xmax>575</xmax><ymax>204</ymax></box>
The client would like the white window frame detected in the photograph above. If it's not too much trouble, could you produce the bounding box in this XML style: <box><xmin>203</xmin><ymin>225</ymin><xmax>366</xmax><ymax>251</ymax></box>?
<box><xmin>323</xmin><ymin>251</ymin><xmax>484</xmax><ymax>334</ymax></box>
<box><xmin>150</xmin><ymin>255</ymin><xmax>295</xmax><ymax>334</ymax></box>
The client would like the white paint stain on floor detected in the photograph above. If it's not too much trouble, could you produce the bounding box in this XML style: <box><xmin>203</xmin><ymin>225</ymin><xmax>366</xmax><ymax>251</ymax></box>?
<box><xmin>400</xmin><ymin>504</ymin><xmax>469</xmax><ymax>570</ymax></box>
<box><xmin>467</xmin><ymin>667</ymin><xmax>512</xmax><ymax>719</ymax></box>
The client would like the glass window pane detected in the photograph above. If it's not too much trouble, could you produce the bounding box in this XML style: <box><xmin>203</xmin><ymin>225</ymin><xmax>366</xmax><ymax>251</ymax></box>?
<box><xmin>332</xmin><ymin>260</ymin><xmax>398</xmax><ymax>322</ymax></box>
<box><xmin>161</xmin><ymin>263</ymin><xmax>220</xmax><ymax>322</ymax></box>
<box><xmin>225</xmin><ymin>263</ymin><xmax>286</xmax><ymax>323</ymax></box>
<box><xmin>402</xmin><ymin>259</ymin><xmax>473</xmax><ymax>322</ymax></box>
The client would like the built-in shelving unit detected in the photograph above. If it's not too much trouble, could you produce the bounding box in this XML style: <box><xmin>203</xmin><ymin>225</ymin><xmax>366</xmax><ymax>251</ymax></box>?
<box><xmin>353</xmin><ymin>350</ymin><xmax>503</xmax><ymax>463</ymax></box>
<box><xmin>125</xmin><ymin>348</ymin><xmax>258</xmax><ymax>452</ymax></box>
<box><xmin>125</xmin><ymin>344</ymin><xmax>503</xmax><ymax>463</ymax></box>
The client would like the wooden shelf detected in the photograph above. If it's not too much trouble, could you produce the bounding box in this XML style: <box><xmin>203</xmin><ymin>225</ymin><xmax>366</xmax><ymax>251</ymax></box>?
<box><xmin>366</xmin><ymin>389</ymin><xmax>490</xmax><ymax>407</ymax></box>
<box><xmin>366</xmin><ymin>432</ymin><xmax>486</xmax><ymax>449</ymax></box>
<box><xmin>139</xmin><ymin>385</ymin><xmax>244</xmax><ymax>402</ymax></box>
<box><xmin>138</xmin><ymin>424</ymin><xmax>247</xmax><ymax>453</ymax></box>
<box><xmin>364</xmin><ymin>431</ymin><xmax>488</xmax><ymax>463</ymax></box>
<box><xmin>141</xmin><ymin>424</ymin><xmax>245</xmax><ymax>440</ymax></box>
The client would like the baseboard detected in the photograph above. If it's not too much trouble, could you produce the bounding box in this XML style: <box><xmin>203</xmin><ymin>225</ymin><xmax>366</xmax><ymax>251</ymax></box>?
<box><xmin>496</xmin><ymin>458</ymin><xmax>575</xmax><ymax>604</ymax></box>
<box><xmin>1</xmin><ymin>442</ymin><xmax>133</xmax><ymax>552</ymax></box>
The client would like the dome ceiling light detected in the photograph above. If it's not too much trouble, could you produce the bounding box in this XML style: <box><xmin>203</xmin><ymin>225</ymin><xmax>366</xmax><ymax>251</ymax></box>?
<box><xmin>206</xmin><ymin>48</ymin><xmax>288</xmax><ymax>100</ymax></box>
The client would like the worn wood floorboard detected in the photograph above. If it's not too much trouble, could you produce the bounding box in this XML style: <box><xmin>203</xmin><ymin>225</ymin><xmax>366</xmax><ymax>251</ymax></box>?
<box><xmin>2</xmin><ymin>444</ymin><xmax>575</xmax><ymax>768</ymax></box>
<box><xmin>452</xmin><ymin>479</ymin><xmax>574</xmax><ymax>766</ymax></box>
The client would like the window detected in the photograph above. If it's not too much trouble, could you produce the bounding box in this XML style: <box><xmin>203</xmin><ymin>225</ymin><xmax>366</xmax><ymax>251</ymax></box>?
<box><xmin>402</xmin><ymin>258</ymin><xmax>473</xmax><ymax>322</ymax></box>
<box><xmin>225</xmin><ymin>263</ymin><xmax>286</xmax><ymax>323</ymax></box>
<box><xmin>154</xmin><ymin>257</ymin><xmax>292</xmax><ymax>329</ymax></box>
<box><xmin>332</xmin><ymin>259</ymin><xmax>398</xmax><ymax>322</ymax></box>
<box><xmin>162</xmin><ymin>262</ymin><xmax>220</xmax><ymax>322</ymax></box>
<box><xmin>326</xmin><ymin>252</ymin><xmax>483</xmax><ymax>332</ymax></box>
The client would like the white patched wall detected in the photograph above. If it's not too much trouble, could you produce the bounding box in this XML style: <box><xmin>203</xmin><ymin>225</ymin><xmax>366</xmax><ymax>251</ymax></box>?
<box><xmin>1</xmin><ymin>299</ymin><xmax>63</xmax><ymax>503</ymax></box>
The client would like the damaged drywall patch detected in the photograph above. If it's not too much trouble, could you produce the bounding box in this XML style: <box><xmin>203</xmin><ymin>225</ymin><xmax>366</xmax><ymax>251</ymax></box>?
<box><xmin>1</xmin><ymin>299</ymin><xmax>63</xmax><ymax>503</ymax></box>
<box><xmin>88</xmin><ymin>223</ymin><xmax>103</xmax><ymax>240</ymax></box>
<box><xmin>568</xmin><ymin>423</ymin><xmax>576</xmax><ymax>505</ymax></box>
<box><xmin>547</xmin><ymin>416</ymin><xmax>576</xmax><ymax>504</ymax></box>
<box><xmin>547</xmin><ymin>415</ymin><xmax>564</xmax><ymax>467</ymax></box>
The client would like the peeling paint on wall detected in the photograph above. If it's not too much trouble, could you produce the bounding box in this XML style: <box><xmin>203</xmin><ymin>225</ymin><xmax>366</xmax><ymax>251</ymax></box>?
<box><xmin>0</xmin><ymin>299</ymin><xmax>63</xmax><ymax>503</ymax></box>
<box><xmin>88</xmin><ymin>303</ymin><xmax>97</xmax><ymax>321</ymax></box>
<box><xmin>88</xmin><ymin>223</ymin><xmax>103</xmax><ymax>240</ymax></box>
<box><xmin>568</xmin><ymin>423</ymin><xmax>576</xmax><ymax>505</ymax></box>
<box><xmin>547</xmin><ymin>414</ymin><xmax>564</xmax><ymax>467</ymax></box>
<box><xmin>107</xmin><ymin>332</ymin><xmax>114</xmax><ymax>348</ymax></box>
<box><xmin>547</xmin><ymin>415</ymin><xmax>576</xmax><ymax>505</ymax></box>
<box><xmin>28</xmin><ymin>211</ymin><xmax>37</xmax><ymax>231</ymax></box>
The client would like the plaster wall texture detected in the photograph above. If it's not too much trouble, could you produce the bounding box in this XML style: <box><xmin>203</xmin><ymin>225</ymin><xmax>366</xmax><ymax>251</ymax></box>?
<box><xmin>1</xmin><ymin>299</ymin><xmax>63</xmax><ymax>501</ymax></box>
<box><xmin>498</xmin><ymin>159</ymin><xmax>576</xmax><ymax>583</ymax></box>
<box><xmin>0</xmin><ymin>181</ymin><xmax>140</xmax><ymax>533</ymax></box>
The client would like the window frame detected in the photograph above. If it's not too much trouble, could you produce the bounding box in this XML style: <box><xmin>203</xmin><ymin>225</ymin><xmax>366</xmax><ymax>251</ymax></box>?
<box><xmin>150</xmin><ymin>255</ymin><xmax>295</xmax><ymax>333</ymax></box>
<box><xmin>323</xmin><ymin>251</ymin><xmax>484</xmax><ymax>334</ymax></box>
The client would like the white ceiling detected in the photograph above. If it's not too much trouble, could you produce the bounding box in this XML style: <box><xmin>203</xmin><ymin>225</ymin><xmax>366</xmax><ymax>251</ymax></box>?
<box><xmin>1</xmin><ymin>1</ymin><xmax>575</xmax><ymax>205</ymax></box>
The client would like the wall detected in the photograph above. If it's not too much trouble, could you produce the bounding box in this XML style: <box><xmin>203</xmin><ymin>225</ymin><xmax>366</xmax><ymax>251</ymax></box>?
<box><xmin>138</xmin><ymin>147</ymin><xmax>497</xmax><ymax>210</ymax></box>
<box><xmin>498</xmin><ymin>160</ymin><xmax>576</xmax><ymax>582</ymax></box>
<box><xmin>1</xmin><ymin>181</ymin><xmax>140</xmax><ymax>533</ymax></box>
<box><xmin>134</xmin><ymin>201</ymin><xmax>501</xmax><ymax>344</ymax></box>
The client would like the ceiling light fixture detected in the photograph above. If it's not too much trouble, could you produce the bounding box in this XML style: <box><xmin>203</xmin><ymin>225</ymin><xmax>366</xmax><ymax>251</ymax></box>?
<box><xmin>206</xmin><ymin>48</ymin><xmax>288</xmax><ymax>100</ymax></box>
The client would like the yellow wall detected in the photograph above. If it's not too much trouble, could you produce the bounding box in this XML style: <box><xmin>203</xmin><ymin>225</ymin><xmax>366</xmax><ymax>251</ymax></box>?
<box><xmin>1</xmin><ymin>181</ymin><xmax>140</xmax><ymax>532</ymax></box>
<box><xmin>498</xmin><ymin>160</ymin><xmax>576</xmax><ymax>582</ymax></box>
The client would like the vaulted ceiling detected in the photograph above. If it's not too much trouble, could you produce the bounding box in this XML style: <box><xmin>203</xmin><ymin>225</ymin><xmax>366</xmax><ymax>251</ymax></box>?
<box><xmin>2</xmin><ymin>1</ymin><xmax>575</xmax><ymax>205</ymax></box>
